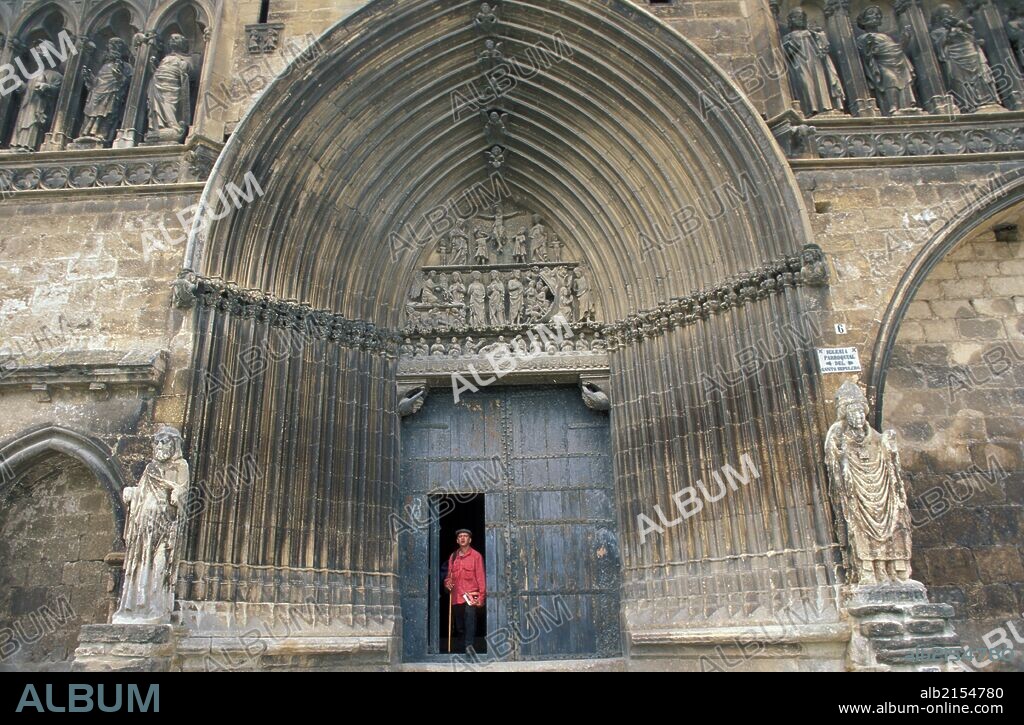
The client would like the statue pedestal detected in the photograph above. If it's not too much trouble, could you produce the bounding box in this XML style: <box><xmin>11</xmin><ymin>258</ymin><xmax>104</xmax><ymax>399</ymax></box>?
<box><xmin>843</xmin><ymin>581</ymin><xmax>962</xmax><ymax>672</ymax></box>
<box><xmin>72</xmin><ymin>623</ymin><xmax>182</xmax><ymax>673</ymax></box>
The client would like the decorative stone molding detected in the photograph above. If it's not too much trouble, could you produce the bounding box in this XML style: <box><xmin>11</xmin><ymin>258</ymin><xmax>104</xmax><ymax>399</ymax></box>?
<box><xmin>580</xmin><ymin>375</ymin><xmax>611</xmax><ymax>412</ymax></box>
<box><xmin>0</xmin><ymin>350</ymin><xmax>167</xmax><ymax>395</ymax></box>
<box><xmin>0</xmin><ymin>136</ymin><xmax>221</xmax><ymax>195</ymax></box>
<box><xmin>183</xmin><ymin>273</ymin><xmax>402</xmax><ymax>355</ymax></box>
<box><xmin>771</xmin><ymin>110</ymin><xmax>1024</xmax><ymax>160</ymax></box>
<box><xmin>601</xmin><ymin>245</ymin><xmax>829</xmax><ymax>348</ymax></box>
<box><xmin>246</xmin><ymin>23</ymin><xmax>286</xmax><ymax>55</ymax></box>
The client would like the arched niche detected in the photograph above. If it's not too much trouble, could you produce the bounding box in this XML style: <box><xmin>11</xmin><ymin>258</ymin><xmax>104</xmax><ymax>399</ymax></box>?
<box><xmin>3</xmin><ymin>5</ymin><xmax>69</xmax><ymax>151</ymax></box>
<box><xmin>142</xmin><ymin>0</ymin><xmax>209</xmax><ymax>143</ymax></box>
<box><xmin>0</xmin><ymin>429</ymin><xmax>125</xmax><ymax>671</ymax></box>
<box><xmin>67</xmin><ymin>1</ymin><xmax>142</xmax><ymax>147</ymax></box>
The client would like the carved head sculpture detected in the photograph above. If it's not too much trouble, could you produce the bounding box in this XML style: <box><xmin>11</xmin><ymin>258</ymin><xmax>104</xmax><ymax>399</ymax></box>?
<box><xmin>153</xmin><ymin>425</ymin><xmax>184</xmax><ymax>463</ymax></box>
<box><xmin>451</xmin><ymin>271</ymin><xmax>462</xmax><ymax>284</ymax></box>
<box><xmin>484</xmin><ymin>39</ymin><xmax>496</xmax><ymax>50</ymax></box>
<box><xmin>856</xmin><ymin>5</ymin><xmax>884</xmax><ymax>31</ymax></box>
<box><xmin>106</xmin><ymin>37</ymin><xmax>129</xmax><ymax>62</ymax></box>
<box><xmin>801</xmin><ymin>243</ymin><xmax>824</xmax><ymax>266</ymax></box>
<box><xmin>167</xmin><ymin>33</ymin><xmax>189</xmax><ymax>55</ymax></box>
<box><xmin>835</xmin><ymin>381</ymin><xmax>869</xmax><ymax>431</ymax></box>
<box><xmin>480</xmin><ymin>3</ymin><xmax>493</xmax><ymax>14</ymax></box>
<box><xmin>471</xmin><ymin>270</ymin><xmax>482</xmax><ymax>282</ymax></box>
<box><xmin>787</xmin><ymin>8</ymin><xmax>808</xmax><ymax>30</ymax></box>
<box><xmin>532</xmin><ymin>214</ymin><xmax>542</xmax><ymax>226</ymax></box>
<box><xmin>930</xmin><ymin>3</ymin><xmax>955</xmax><ymax>28</ymax></box>
<box><xmin>489</xmin><ymin>110</ymin><xmax>500</xmax><ymax>122</ymax></box>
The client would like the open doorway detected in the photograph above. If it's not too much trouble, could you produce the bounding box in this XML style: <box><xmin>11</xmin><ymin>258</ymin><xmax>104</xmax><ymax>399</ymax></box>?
<box><xmin>435</xmin><ymin>494</ymin><xmax>486</xmax><ymax>655</ymax></box>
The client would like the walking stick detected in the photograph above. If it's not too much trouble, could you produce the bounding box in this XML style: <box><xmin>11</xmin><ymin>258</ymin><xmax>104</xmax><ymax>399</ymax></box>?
<box><xmin>447</xmin><ymin>591</ymin><xmax>453</xmax><ymax>653</ymax></box>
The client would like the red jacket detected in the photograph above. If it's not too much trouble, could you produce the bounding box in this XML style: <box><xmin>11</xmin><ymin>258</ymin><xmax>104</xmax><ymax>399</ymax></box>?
<box><xmin>446</xmin><ymin>547</ymin><xmax>486</xmax><ymax>606</ymax></box>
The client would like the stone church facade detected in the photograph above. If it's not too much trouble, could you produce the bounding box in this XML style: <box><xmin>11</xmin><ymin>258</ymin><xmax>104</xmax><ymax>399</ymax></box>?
<box><xmin>0</xmin><ymin>0</ymin><xmax>1020</xmax><ymax>672</ymax></box>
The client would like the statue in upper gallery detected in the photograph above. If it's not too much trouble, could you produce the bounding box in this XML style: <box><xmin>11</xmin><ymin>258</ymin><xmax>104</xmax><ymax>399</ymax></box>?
<box><xmin>487</xmin><ymin>272</ymin><xmax>507</xmax><ymax>327</ymax></box>
<box><xmin>74</xmin><ymin>37</ymin><xmax>133</xmax><ymax>147</ymax></box>
<box><xmin>9</xmin><ymin>68</ymin><xmax>63</xmax><ymax>152</ymax></box>
<box><xmin>824</xmin><ymin>381</ymin><xmax>913</xmax><ymax>585</ymax></box>
<box><xmin>854</xmin><ymin>6</ymin><xmax>919</xmax><ymax>116</ymax></box>
<box><xmin>145</xmin><ymin>33</ymin><xmax>194</xmax><ymax>144</ymax></box>
<box><xmin>113</xmin><ymin>426</ymin><xmax>191</xmax><ymax>624</ymax></box>
<box><xmin>929</xmin><ymin>4</ymin><xmax>1002</xmax><ymax>113</ymax></box>
<box><xmin>782</xmin><ymin>8</ymin><xmax>846</xmax><ymax>116</ymax></box>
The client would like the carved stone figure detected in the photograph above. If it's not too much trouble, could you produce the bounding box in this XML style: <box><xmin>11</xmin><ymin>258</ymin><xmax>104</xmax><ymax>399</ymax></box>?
<box><xmin>528</xmin><ymin>214</ymin><xmax>547</xmax><ymax>260</ymax></box>
<box><xmin>483</xmin><ymin>109</ymin><xmax>508</xmax><ymax>147</ymax></box>
<box><xmin>431</xmin><ymin>337</ymin><xmax>446</xmax><ymax>356</ymax></box>
<box><xmin>486</xmin><ymin>145</ymin><xmax>505</xmax><ymax>174</ymax></box>
<box><xmin>75</xmin><ymin>37</ymin><xmax>133</xmax><ymax>147</ymax></box>
<box><xmin>473</xmin><ymin>229</ymin><xmax>490</xmax><ymax>265</ymax></box>
<box><xmin>422</xmin><ymin>271</ymin><xmax>439</xmax><ymax>304</ymax></box>
<box><xmin>449</xmin><ymin>218</ymin><xmax>469</xmax><ymax>265</ymax></box>
<box><xmin>400</xmin><ymin>338</ymin><xmax>415</xmax><ymax>356</ymax></box>
<box><xmin>930</xmin><ymin>4</ymin><xmax>1001</xmax><ymax>112</ymax></box>
<box><xmin>573</xmin><ymin>267</ymin><xmax>595</xmax><ymax>321</ymax></box>
<box><xmin>145</xmin><ymin>33</ymin><xmax>193</xmax><ymax>144</ymax></box>
<box><xmin>10</xmin><ymin>69</ymin><xmax>63</xmax><ymax>152</ymax></box>
<box><xmin>825</xmin><ymin>381</ymin><xmax>912</xmax><ymax>585</ymax></box>
<box><xmin>468</xmin><ymin>271</ymin><xmax>487</xmax><ymax>327</ymax></box>
<box><xmin>782</xmin><ymin>9</ymin><xmax>846</xmax><ymax>116</ymax></box>
<box><xmin>557</xmin><ymin>284</ymin><xmax>573</xmax><ymax>321</ymax></box>
<box><xmin>487</xmin><ymin>274</ymin><xmax>507</xmax><ymax>327</ymax></box>
<box><xmin>507</xmin><ymin>269</ymin><xmax>525</xmax><ymax>325</ymax></box>
<box><xmin>855</xmin><ymin>6</ymin><xmax>918</xmax><ymax>116</ymax></box>
<box><xmin>800</xmin><ymin>244</ymin><xmax>830</xmax><ymax>287</ymax></box>
<box><xmin>113</xmin><ymin>426</ymin><xmax>190</xmax><ymax>624</ymax></box>
<box><xmin>449</xmin><ymin>271</ymin><xmax>467</xmax><ymax>311</ymax></box>
<box><xmin>1007</xmin><ymin>6</ymin><xmax>1024</xmax><ymax>72</ymax></box>
<box><xmin>548</xmin><ymin>234</ymin><xmax>564</xmax><ymax>262</ymax></box>
<box><xmin>416</xmin><ymin>337</ymin><xmax>430</xmax><ymax>356</ymax></box>
<box><xmin>479</xmin><ymin>39</ymin><xmax>504</xmax><ymax>69</ymax></box>
<box><xmin>475</xmin><ymin>3</ymin><xmax>499</xmax><ymax>34</ymax></box>
<box><xmin>511</xmin><ymin>228</ymin><xmax>527</xmax><ymax>263</ymax></box>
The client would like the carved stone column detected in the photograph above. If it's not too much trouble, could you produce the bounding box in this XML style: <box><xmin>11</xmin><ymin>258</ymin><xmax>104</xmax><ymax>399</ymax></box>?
<box><xmin>823</xmin><ymin>0</ymin><xmax>880</xmax><ymax>116</ymax></box>
<box><xmin>0</xmin><ymin>37</ymin><xmax>26</xmax><ymax>147</ymax></box>
<box><xmin>966</xmin><ymin>0</ymin><xmax>1024</xmax><ymax>109</ymax></box>
<box><xmin>114</xmin><ymin>32</ymin><xmax>156</xmax><ymax>149</ymax></box>
<box><xmin>40</xmin><ymin>34</ymin><xmax>93</xmax><ymax>151</ymax></box>
<box><xmin>894</xmin><ymin>0</ymin><xmax>958</xmax><ymax>114</ymax></box>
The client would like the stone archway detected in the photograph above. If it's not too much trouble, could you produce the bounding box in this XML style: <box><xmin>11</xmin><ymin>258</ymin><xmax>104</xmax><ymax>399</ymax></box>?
<box><xmin>871</xmin><ymin>177</ymin><xmax>1024</xmax><ymax>672</ymax></box>
<box><xmin>0</xmin><ymin>429</ymin><xmax>125</xmax><ymax>671</ymax></box>
<box><xmin>177</xmin><ymin>0</ymin><xmax>836</xmax><ymax>669</ymax></box>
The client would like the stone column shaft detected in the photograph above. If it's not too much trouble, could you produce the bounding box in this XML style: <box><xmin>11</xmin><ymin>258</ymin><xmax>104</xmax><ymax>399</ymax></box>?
<box><xmin>114</xmin><ymin>33</ymin><xmax>155</xmax><ymax>149</ymax></box>
<box><xmin>895</xmin><ymin>0</ymin><xmax>959</xmax><ymax>114</ymax></box>
<box><xmin>824</xmin><ymin>0</ymin><xmax>880</xmax><ymax>116</ymax></box>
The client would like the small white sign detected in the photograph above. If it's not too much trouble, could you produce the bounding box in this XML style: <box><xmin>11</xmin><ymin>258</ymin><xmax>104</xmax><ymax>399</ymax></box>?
<box><xmin>835</xmin><ymin>323</ymin><xmax>848</xmax><ymax>335</ymax></box>
<box><xmin>817</xmin><ymin>347</ymin><xmax>862</xmax><ymax>374</ymax></box>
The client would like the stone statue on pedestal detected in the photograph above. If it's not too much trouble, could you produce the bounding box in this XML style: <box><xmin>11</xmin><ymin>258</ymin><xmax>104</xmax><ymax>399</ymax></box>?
<box><xmin>145</xmin><ymin>34</ymin><xmax>193</xmax><ymax>144</ymax></box>
<box><xmin>855</xmin><ymin>6</ymin><xmax>919</xmax><ymax>116</ymax></box>
<box><xmin>825</xmin><ymin>381</ymin><xmax>912</xmax><ymax>586</ymax></box>
<box><xmin>782</xmin><ymin>9</ymin><xmax>846</xmax><ymax>116</ymax></box>
<box><xmin>75</xmin><ymin>37</ymin><xmax>133</xmax><ymax>147</ymax></box>
<box><xmin>10</xmin><ymin>69</ymin><xmax>63</xmax><ymax>152</ymax></box>
<box><xmin>929</xmin><ymin>4</ymin><xmax>1002</xmax><ymax>112</ymax></box>
<box><xmin>113</xmin><ymin>426</ymin><xmax>190</xmax><ymax>624</ymax></box>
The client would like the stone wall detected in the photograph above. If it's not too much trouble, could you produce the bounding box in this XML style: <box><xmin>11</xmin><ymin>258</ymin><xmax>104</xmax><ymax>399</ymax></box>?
<box><xmin>0</xmin><ymin>457</ymin><xmax>118</xmax><ymax>671</ymax></box>
<box><xmin>883</xmin><ymin>228</ymin><xmax>1024</xmax><ymax>670</ymax></box>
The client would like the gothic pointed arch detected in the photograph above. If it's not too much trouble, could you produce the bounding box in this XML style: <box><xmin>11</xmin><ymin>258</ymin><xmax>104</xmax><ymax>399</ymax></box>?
<box><xmin>177</xmin><ymin>0</ymin><xmax>836</xmax><ymax>643</ymax></box>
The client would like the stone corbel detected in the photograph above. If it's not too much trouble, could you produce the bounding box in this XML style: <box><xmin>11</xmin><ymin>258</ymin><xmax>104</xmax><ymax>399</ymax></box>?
<box><xmin>398</xmin><ymin>380</ymin><xmax>429</xmax><ymax>417</ymax></box>
<box><xmin>580</xmin><ymin>375</ymin><xmax>611</xmax><ymax>412</ymax></box>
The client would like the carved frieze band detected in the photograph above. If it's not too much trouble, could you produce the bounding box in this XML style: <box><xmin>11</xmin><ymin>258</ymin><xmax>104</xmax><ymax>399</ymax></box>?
<box><xmin>601</xmin><ymin>245</ymin><xmax>829</xmax><ymax>349</ymax></box>
<box><xmin>0</xmin><ymin>140</ymin><xmax>219</xmax><ymax>194</ymax></box>
<box><xmin>814</xmin><ymin>123</ymin><xmax>1024</xmax><ymax>158</ymax></box>
<box><xmin>178</xmin><ymin>273</ymin><xmax>402</xmax><ymax>356</ymax></box>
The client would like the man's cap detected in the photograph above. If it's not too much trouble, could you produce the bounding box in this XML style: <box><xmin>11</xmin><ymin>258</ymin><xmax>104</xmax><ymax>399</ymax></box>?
<box><xmin>456</xmin><ymin>529</ymin><xmax>472</xmax><ymax>537</ymax></box>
